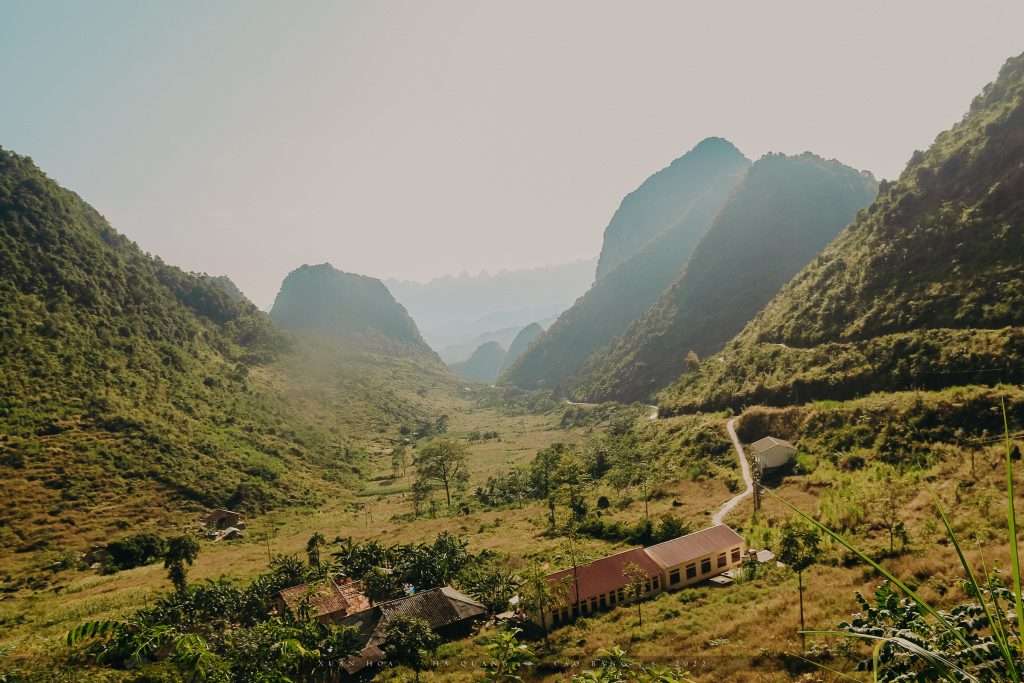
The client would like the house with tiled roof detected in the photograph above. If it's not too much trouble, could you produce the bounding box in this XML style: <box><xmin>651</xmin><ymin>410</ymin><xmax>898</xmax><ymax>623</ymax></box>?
<box><xmin>644</xmin><ymin>524</ymin><xmax>745</xmax><ymax>591</ymax></box>
<box><xmin>340</xmin><ymin>586</ymin><xmax>487</xmax><ymax>676</ymax></box>
<box><xmin>274</xmin><ymin>577</ymin><xmax>371</xmax><ymax>624</ymax></box>
<box><xmin>539</xmin><ymin>547</ymin><xmax>662</xmax><ymax>629</ymax></box>
<box><xmin>532</xmin><ymin>524</ymin><xmax>746</xmax><ymax>629</ymax></box>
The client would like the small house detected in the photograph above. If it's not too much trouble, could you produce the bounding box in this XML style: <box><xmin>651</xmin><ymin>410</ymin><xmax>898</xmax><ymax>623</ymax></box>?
<box><xmin>340</xmin><ymin>586</ymin><xmax>487</xmax><ymax>676</ymax></box>
<box><xmin>538</xmin><ymin>547</ymin><xmax>663</xmax><ymax>629</ymax></box>
<box><xmin>749</xmin><ymin>436</ymin><xmax>796</xmax><ymax>472</ymax></box>
<box><xmin>275</xmin><ymin>578</ymin><xmax>371</xmax><ymax>624</ymax></box>
<box><xmin>644</xmin><ymin>524</ymin><xmax>745</xmax><ymax>591</ymax></box>
<box><xmin>202</xmin><ymin>508</ymin><xmax>245</xmax><ymax>530</ymax></box>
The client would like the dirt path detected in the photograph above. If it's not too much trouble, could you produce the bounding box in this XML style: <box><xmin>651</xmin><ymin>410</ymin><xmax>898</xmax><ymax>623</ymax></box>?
<box><xmin>712</xmin><ymin>417</ymin><xmax>754</xmax><ymax>525</ymax></box>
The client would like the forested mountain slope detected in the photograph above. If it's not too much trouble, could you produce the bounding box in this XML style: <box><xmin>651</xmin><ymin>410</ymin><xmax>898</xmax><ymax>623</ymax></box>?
<box><xmin>660</xmin><ymin>52</ymin><xmax>1024</xmax><ymax>414</ymax></box>
<box><xmin>573</xmin><ymin>153</ymin><xmax>877</xmax><ymax>403</ymax></box>
<box><xmin>595</xmin><ymin>138</ymin><xmax>750</xmax><ymax>280</ymax></box>
<box><xmin>0</xmin><ymin>149</ymin><xmax>442</xmax><ymax>555</ymax></box>
<box><xmin>450</xmin><ymin>341</ymin><xmax>507</xmax><ymax>383</ymax></box>
<box><xmin>500</xmin><ymin>322</ymin><xmax>544</xmax><ymax>373</ymax></box>
<box><xmin>271</xmin><ymin>263</ymin><xmax>439</xmax><ymax>361</ymax></box>
<box><xmin>502</xmin><ymin>139</ymin><xmax>750</xmax><ymax>391</ymax></box>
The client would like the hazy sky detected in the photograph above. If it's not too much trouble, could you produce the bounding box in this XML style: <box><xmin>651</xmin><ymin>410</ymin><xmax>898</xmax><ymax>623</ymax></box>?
<box><xmin>2</xmin><ymin>1</ymin><xmax>1022</xmax><ymax>308</ymax></box>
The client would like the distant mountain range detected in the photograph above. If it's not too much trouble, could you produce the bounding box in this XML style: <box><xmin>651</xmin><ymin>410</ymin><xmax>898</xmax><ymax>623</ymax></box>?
<box><xmin>502</xmin><ymin>138</ymin><xmax>750</xmax><ymax>391</ymax></box>
<box><xmin>385</xmin><ymin>258</ymin><xmax>595</xmax><ymax>351</ymax></box>
<box><xmin>661</xmin><ymin>51</ymin><xmax>1024</xmax><ymax>414</ymax></box>
<box><xmin>438</xmin><ymin>318</ymin><xmax>553</xmax><ymax>365</ymax></box>
<box><xmin>572</xmin><ymin>152</ymin><xmax>877</xmax><ymax>402</ymax></box>
<box><xmin>448</xmin><ymin>321</ymin><xmax>547</xmax><ymax>383</ymax></box>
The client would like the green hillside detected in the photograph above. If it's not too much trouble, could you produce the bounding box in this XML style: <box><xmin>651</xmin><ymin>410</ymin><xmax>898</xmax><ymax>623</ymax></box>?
<box><xmin>450</xmin><ymin>340</ymin><xmax>507</xmax><ymax>382</ymax></box>
<box><xmin>271</xmin><ymin>263</ymin><xmax>439</xmax><ymax>360</ymax></box>
<box><xmin>573</xmin><ymin>153</ymin><xmax>877</xmax><ymax>403</ymax></box>
<box><xmin>595</xmin><ymin>137</ymin><xmax>750</xmax><ymax>280</ymax></box>
<box><xmin>502</xmin><ymin>138</ymin><xmax>750</xmax><ymax>391</ymax></box>
<box><xmin>660</xmin><ymin>52</ymin><xmax>1024</xmax><ymax>414</ymax></box>
<box><xmin>500</xmin><ymin>322</ymin><xmax>543</xmax><ymax>373</ymax></box>
<box><xmin>0</xmin><ymin>149</ymin><xmax>442</xmax><ymax>557</ymax></box>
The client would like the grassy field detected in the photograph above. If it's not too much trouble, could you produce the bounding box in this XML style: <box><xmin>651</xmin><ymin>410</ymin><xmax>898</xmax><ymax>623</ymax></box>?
<box><xmin>3</xmin><ymin>384</ymin><xmax>1023</xmax><ymax>681</ymax></box>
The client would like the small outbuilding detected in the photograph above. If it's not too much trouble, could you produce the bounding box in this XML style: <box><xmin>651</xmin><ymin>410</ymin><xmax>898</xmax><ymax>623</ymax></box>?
<box><xmin>749</xmin><ymin>436</ymin><xmax>796</xmax><ymax>472</ymax></box>
<box><xmin>275</xmin><ymin>578</ymin><xmax>371</xmax><ymax>624</ymax></box>
<box><xmin>202</xmin><ymin>508</ymin><xmax>245</xmax><ymax>530</ymax></box>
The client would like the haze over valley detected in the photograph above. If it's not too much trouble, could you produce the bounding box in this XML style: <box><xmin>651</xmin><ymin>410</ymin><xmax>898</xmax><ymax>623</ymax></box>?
<box><xmin>3</xmin><ymin>3</ymin><xmax>1024</xmax><ymax>682</ymax></box>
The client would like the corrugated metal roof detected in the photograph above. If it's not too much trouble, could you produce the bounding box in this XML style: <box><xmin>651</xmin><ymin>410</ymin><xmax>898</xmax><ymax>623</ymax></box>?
<box><xmin>545</xmin><ymin>547</ymin><xmax>661</xmax><ymax>604</ymax></box>
<box><xmin>643</xmin><ymin>524</ymin><xmax>744</xmax><ymax>569</ymax></box>
<box><xmin>376</xmin><ymin>586</ymin><xmax>486</xmax><ymax>629</ymax></box>
<box><xmin>340</xmin><ymin>586</ymin><xmax>486</xmax><ymax>675</ymax></box>
<box><xmin>749</xmin><ymin>436</ymin><xmax>795</xmax><ymax>453</ymax></box>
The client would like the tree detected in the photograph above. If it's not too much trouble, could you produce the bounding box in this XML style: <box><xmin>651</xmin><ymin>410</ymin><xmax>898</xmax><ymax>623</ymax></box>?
<box><xmin>391</xmin><ymin>444</ymin><xmax>409</xmax><ymax>479</ymax></box>
<box><xmin>305</xmin><ymin>532</ymin><xmax>325</xmax><ymax>568</ymax></box>
<box><xmin>164</xmin><ymin>535</ymin><xmax>200</xmax><ymax>594</ymax></box>
<box><xmin>381</xmin><ymin>615</ymin><xmax>439</xmax><ymax>682</ymax></box>
<box><xmin>529</xmin><ymin>444</ymin><xmax>567</xmax><ymax>529</ymax></box>
<box><xmin>610</xmin><ymin>445</ymin><xmax>658</xmax><ymax>519</ymax></box>
<box><xmin>481</xmin><ymin>626</ymin><xmax>536</xmax><ymax>682</ymax></box>
<box><xmin>871</xmin><ymin>464</ymin><xmax>913</xmax><ymax>554</ymax></box>
<box><xmin>414</xmin><ymin>439</ymin><xmax>469</xmax><ymax>508</ymax></box>
<box><xmin>622</xmin><ymin>562</ymin><xmax>649</xmax><ymax>626</ymax></box>
<box><xmin>519</xmin><ymin>562</ymin><xmax>567</xmax><ymax>645</ymax></box>
<box><xmin>778</xmin><ymin>520</ymin><xmax>821</xmax><ymax>651</ymax></box>
<box><xmin>362</xmin><ymin>566</ymin><xmax>402</xmax><ymax>604</ymax></box>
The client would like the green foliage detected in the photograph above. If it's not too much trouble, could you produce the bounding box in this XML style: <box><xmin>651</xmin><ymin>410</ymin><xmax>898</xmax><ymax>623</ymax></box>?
<box><xmin>66</xmin><ymin>556</ymin><xmax>362</xmax><ymax>682</ymax></box>
<box><xmin>414</xmin><ymin>439</ymin><xmax>470</xmax><ymax>508</ymax></box>
<box><xmin>381</xmin><ymin>615</ymin><xmax>439</xmax><ymax>679</ymax></box>
<box><xmin>105</xmin><ymin>533</ymin><xmax>167</xmax><ymax>571</ymax></box>
<box><xmin>481</xmin><ymin>627</ymin><xmax>535</xmax><ymax>682</ymax></box>
<box><xmin>332</xmin><ymin>532</ymin><xmax>476</xmax><ymax>595</ymax></box>
<box><xmin>662</xmin><ymin>53</ymin><xmax>1024</xmax><ymax>414</ymax></box>
<box><xmin>570</xmin><ymin>646</ymin><xmax>692</xmax><ymax>682</ymax></box>
<box><xmin>164</xmin><ymin>535</ymin><xmax>200</xmax><ymax>594</ymax></box>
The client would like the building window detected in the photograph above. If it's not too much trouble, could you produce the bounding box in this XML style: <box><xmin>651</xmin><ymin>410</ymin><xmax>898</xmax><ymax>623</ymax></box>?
<box><xmin>718</xmin><ymin>553</ymin><xmax>727</xmax><ymax>568</ymax></box>
<box><xmin>609</xmin><ymin>590</ymin><xmax>616</xmax><ymax>606</ymax></box>
<box><xmin>572</xmin><ymin>605</ymin><xmax>580</xmax><ymax>618</ymax></box>
<box><xmin>590</xmin><ymin>597</ymin><xmax>598</xmax><ymax>612</ymax></box>
<box><xmin>617</xmin><ymin>588</ymin><xmax>625</xmax><ymax>602</ymax></box>
<box><xmin>701</xmin><ymin>558</ymin><xmax>711</xmax><ymax>574</ymax></box>
<box><xmin>553</xmin><ymin>611</ymin><xmax>561</xmax><ymax>625</ymax></box>
<box><xmin>599</xmin><ymin>594</ymin><xmax>607</xmax><ymax>609</ymax></box>
<box><xmin>653</xmin><ymin>576</ymin><xmax>660</xmax><ymax>590</ymax></box>
<box><xmin>670</xmin><ymin>569</ymin><xmax>681</xmax><ymax>585</ymax></box>
<box><xmin>644</xmin><ymin>580</ymin><xmax>652</xmax><ymax>593</ymax></box>
<box><xmin>731</xmin><ymin>547</ymin><xmax>741</xmax><ymax>563</ymax></box>
<box><xmin>685</xmin><ymin>564</ymin><xmax>696</xmax><ymax>579</ymax></box>
<box><xmin>562</xmin><ymin>608</ymin><xmax>569</xmax><ymax>621</ymax></box>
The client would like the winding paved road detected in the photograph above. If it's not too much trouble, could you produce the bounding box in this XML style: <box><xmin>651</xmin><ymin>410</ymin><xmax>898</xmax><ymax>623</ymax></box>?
<box><xmin>712</xmin><ymin>417</ymin><xmax>754</xmax><ymax>525</ymax></box>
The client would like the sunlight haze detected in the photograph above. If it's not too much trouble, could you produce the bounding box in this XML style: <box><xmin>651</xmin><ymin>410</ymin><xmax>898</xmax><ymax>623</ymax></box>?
<box><xmin>2</xmin><ymin>0</ymin><xmax>1022</xmax><ymax>307</ymax></box>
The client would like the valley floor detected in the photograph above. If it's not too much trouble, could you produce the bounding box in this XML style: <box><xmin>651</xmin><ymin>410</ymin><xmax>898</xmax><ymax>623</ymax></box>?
<box><xmin>3</xmin><ymin>386</ymin><xmax>1023</xmax><ymax>682</ymax></box>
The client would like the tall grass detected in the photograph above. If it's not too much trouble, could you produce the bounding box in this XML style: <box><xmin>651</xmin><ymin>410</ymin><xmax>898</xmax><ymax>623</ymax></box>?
<box><xmin>769</xmin><ymin>400</ymin><xmax>1023</xmax><ymax>681</ymax></box>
